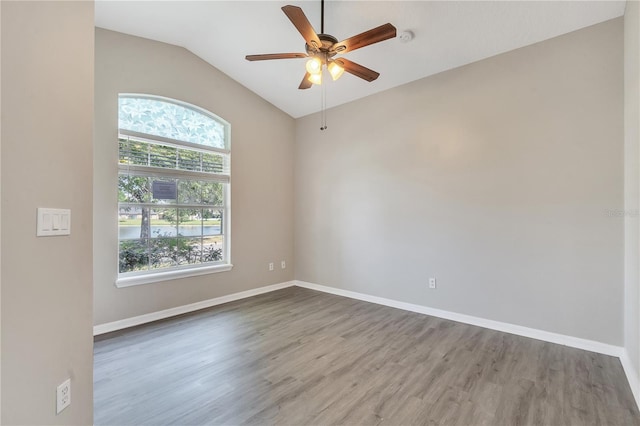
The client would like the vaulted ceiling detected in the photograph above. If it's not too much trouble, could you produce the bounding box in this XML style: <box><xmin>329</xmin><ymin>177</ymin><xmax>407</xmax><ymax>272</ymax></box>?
<box><xmin>95</xmin><ymin>1</ymin><xmax>626</xmax><ymax>118</ymax></box>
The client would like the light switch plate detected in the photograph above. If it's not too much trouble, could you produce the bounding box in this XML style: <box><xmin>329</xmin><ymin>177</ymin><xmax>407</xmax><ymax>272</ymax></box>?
<box><xmin>37</xmin><ymin>208</ymin><xmax>71</xmax><ymax>236</ymax></box>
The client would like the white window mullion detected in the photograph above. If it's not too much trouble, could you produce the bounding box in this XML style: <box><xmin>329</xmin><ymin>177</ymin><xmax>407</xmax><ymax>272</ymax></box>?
<box><xmin>118</xmin><ymin>165</ymin><xmax>230</xmax><ymax>183</ymax></box>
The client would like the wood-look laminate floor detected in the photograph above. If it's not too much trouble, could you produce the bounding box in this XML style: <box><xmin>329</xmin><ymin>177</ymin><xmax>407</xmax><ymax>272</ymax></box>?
<box><xmin>94</xmin><ymin>287</ymin><xmax>640</xmax><ymax>425</ymax></box>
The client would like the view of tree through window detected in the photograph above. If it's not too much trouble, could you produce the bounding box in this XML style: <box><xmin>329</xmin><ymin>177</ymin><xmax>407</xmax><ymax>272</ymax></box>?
<box><xmin>117</xmin><ymin>95</ymin><xmax>230</xmax><ymax>277</ymax></box>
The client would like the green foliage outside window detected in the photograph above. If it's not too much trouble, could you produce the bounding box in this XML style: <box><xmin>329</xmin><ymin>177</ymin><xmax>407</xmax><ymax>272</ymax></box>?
<box><xmin>119</xmin><ymin>238</ymin><xmax>223</xmax><ymax>273</ymax></box>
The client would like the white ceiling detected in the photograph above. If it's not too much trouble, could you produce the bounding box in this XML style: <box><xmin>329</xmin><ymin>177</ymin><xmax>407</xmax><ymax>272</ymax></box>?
<box><xmin>95</xmin><ymin>1</ymin><xmax>625</xmax><ymax>118</ymax></box>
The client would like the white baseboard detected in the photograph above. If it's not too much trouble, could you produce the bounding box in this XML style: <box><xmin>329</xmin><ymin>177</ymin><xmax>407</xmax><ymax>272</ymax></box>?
<box><xmin>93</xmin><ymin>281</ymin><xmax>295</xmax><ymax>335</ymax></box>
<box><xmin>93</xmin><ymin>277</ymin><xmax>639</xmax><ymax>407</ymax></box>
<box><xmin>620</xmin><ymin>349</ymin><xmax>640</xmax><ymax>409</ymax></box>
<box><xmin>294</xmin><ymin>280</ymin><xmax>624</xmax><ymax>358</ymax></box>
<box><xmin>94</xmin><ymin>277</ymin><xmax>638</xmax><ymax>407</ymax></box>
<box><xmin>97</xmin><ymin>278</ymin><xmax>625</xmax><ymax>357</ymax></box>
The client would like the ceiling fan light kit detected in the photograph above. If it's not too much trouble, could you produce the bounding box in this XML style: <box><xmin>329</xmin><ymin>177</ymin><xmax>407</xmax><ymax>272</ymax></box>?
<box><xmin>305</xmin><ymin>57</ymin><xmax>344</xmax><ymax>85</ymax></box>
<box><xmin>305</xmin><ymin>56</ymin><xmax>323</xmax><ymax>75</ymax></box>
<box><xmin>308</xmin><ymin>72</ymin><xmax>322</xmax><ymax>85</ymax></box>
<box><xmin>245</xmin><ymin>0</ymin><xmax>397</xmax><ymax>89</ymax></box>
<box><xmin>328</xmin><ymin>61</ymin><xmax>345</xmax><ymax>81</ymax></box>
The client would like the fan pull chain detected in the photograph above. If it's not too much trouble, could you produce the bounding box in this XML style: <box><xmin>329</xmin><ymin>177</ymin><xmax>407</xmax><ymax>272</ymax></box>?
<box><xmin>320</xmin><ymin>83</ymin><xmax>327</xmax><ymax>130</ymax></box>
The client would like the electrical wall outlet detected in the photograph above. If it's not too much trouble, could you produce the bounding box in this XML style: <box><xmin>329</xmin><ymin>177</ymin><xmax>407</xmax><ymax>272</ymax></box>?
<box><xmin>56</xmin><ymin>378</ymin><xmax>71</xmax><ymax>414</ymax></box>
<box><xmin>268</xmin><ymin>262</ymin><xmax>274</xmax><ymax>271</ymax></box>
<box><xmin>281</xmin><ymin>260</ymin><xmax>286</xmax><ymax>269</ymax></box>
<box><xmin>429</xmin><ymin>278</ymin><xmax>437</xmax><ymax>289</ymax></box>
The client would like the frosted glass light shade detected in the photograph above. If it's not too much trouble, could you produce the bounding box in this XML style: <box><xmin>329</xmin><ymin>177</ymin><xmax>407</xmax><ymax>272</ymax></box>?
<box><xmin>308</xmin><ymin>72</ymin><xmax>322</xmax><ymax>85</ymax></box>
<box><xmin>328</xmin><ymin>62</ymin><xmax>344</xmax><ymax>81</ymax></box>
<box><xmin>305</xmin><ymin>57</ymin><xmax>322</xmax><ymax>74</ymax></box>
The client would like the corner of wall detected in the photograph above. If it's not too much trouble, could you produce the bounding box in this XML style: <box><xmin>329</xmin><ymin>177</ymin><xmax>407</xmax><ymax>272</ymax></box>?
<box><xmin>621</xmin><ymin>349</ymin><xmax>640</xmax><ymax>408</ymax></box>
<box><xmin>624</xmin><ymin>0</ymin><xmax>640</xmax><ymax>409</ymax></box>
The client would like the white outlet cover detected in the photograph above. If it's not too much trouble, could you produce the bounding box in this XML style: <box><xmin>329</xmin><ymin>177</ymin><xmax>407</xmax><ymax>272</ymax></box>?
<box><xmin>56</xmin><ymin>378</ymin><xmax>71</xmax><ymax>414</ymax></box>
<box><xmin>281</xmin><ymin>261</ymin><xmax>286</xmax><ymax>269</ymax></box>
<box><xmin>429</xmin><ymin>278</ymin><xmax>437</xmax><ymax>289</ymax></box>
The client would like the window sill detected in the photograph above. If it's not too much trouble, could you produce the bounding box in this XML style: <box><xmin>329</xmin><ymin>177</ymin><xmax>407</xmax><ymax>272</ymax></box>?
<box><xmin>116</xmin><ymin>264</ymin><xmax>233</xmax><ymax>288</ymax></box>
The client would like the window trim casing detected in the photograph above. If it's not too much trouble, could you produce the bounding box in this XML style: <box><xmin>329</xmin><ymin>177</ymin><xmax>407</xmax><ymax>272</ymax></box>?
<box><xmin>116</xmin><ymin>263</ymin><xmax>233</xmax><ymax>288</ymax></box>
<box><xmin>116</xmin><ymin>94</ymin><xmax>232</xmax><ymax>286</ymax></box>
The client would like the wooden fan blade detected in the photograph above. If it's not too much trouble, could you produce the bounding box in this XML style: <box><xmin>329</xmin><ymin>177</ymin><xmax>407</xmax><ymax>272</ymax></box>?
<box><xmin>335</xmin><ymin>58</ymin><xmax>380</xmax><ymax>82</ymax></box>
<box><xmin>331</xmin><ymin>23</ymin><xmax>397</xmax><ymax>54</ymax></box>
<box><xmin>282</xmin><ymin>5</ymin><xmax>322</xmax><ymax>50</ymax></box>
<box><xmin>246</xmin><ymin>53</ymin><xmax>307</xmax><ymax>61</ymax></box>
<box><xmin>299</xmin><ymin>72</ymin><xmax>312</xmax><ymax>90</ymax></box>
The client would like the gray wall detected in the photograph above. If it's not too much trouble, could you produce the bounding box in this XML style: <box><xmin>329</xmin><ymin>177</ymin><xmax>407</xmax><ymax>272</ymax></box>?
<box><xmin>625</xmin><ymin>0</ymin><xmax>640</xmax><ymax>389</ymax></box>
<box><xmin>94</xmin><ymin>29</ymin><xmax>295</xmax><ymax>326</ymax></box>
<box><xmin>295</xmin><ymin>19</ymin><xmax>624</xmax><ymax>345</ymax></box>
<box><xmin>1</xmin><ymin>1</ymin><xmax>4</xmax><ymax>420</ymax></box>
<box><xmin>1</xmin><ymin>1</ymin><xmax>94</xmax><ymax>424</ymax></box>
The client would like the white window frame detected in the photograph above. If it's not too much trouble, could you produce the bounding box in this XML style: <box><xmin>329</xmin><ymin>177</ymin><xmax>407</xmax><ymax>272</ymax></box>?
<box><xmin>115</xmin><ymin>94</ymin><xmax>232</xmax><ymax>287</ymax></box>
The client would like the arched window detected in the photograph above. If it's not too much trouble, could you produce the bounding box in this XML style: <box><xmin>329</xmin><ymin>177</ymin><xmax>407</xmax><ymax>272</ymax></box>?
<box><xmin>117</xmin><ymin>95</ymin><xmax>231</xmax><ymax>286</ymax></box>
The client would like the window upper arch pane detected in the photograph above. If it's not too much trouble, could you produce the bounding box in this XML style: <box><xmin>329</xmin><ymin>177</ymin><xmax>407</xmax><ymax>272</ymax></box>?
<box><xmin>118</xmin><ymin>94</ymin><xmax>229</xmax><ymax>150</ymax></box>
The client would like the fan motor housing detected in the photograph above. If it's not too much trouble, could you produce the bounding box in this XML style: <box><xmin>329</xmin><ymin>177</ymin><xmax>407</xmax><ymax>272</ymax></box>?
<box><xmin>306</xmin><ymin>33</ymin><xmax>339</xmax><ymax>58</ymax></box>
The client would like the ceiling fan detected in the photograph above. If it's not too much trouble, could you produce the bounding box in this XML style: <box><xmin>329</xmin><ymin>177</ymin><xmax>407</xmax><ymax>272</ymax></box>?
<box><xmin>245</xmin><ymin>0</ymin><xmax>397</xmax><ymax>89</ymax></box>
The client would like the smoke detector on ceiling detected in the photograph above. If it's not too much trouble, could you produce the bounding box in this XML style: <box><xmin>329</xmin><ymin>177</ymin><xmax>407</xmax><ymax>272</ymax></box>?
<box><xmin>398</xmin><ymin>30</ymin><xmax>414</xmax><ymax>43</ymax></box>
